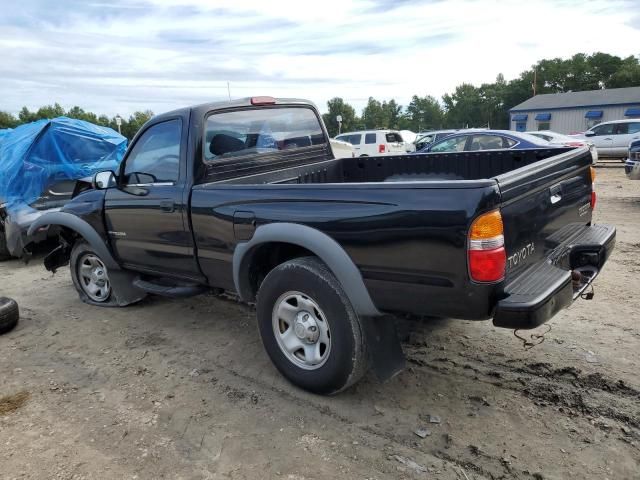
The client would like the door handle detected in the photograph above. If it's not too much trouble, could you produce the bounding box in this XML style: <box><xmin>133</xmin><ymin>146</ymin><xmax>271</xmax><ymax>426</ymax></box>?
<box><xmin>160</xmin><ymin>200</ymin><xmax>175</xmax><ymax>212</ymax></box>
<box><xmin>549</xmin><ymin>184</ymin><xmax>563</xmax><ymax>204</ymax></box>
<box><xmin>603</xmin><ymin>137</ymin><xmax>612</xmax><ymax>140</ymax></box>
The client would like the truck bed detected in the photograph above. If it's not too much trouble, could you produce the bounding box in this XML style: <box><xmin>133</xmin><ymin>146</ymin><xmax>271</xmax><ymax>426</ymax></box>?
<box><xmin>208</xmin><ymin>147</ymin><xmax>572</xmax><ymax>186</ymax></box>
<box><xmin>192</xmin><ymin>146</ymin><xmax>594</xmax><ymax>320</ymax></box>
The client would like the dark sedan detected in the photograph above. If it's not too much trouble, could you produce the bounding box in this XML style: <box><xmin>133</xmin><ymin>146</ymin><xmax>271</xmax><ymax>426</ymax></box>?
<box><xmin>415</xmin><ymin>130</ymin><xmax>552</xmax><ymax>153</ymax></box>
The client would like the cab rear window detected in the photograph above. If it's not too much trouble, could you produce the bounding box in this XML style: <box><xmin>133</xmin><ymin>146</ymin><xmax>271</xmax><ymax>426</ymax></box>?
<box><xmin>204</xmin><ymin>107</ymin><xmax>326</xmax><ymax>162</ymax></box>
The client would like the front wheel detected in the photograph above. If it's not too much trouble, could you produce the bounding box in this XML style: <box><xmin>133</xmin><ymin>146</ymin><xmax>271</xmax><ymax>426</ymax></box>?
<box><xmin>70</xmin><ymin>241</ymin><xmax>113</xmax><ymax>305</ymax></box>
<box><xmin>256</xmin><ymin>257</ymin><xmax>369</xmax><ymax>394</ymax></box>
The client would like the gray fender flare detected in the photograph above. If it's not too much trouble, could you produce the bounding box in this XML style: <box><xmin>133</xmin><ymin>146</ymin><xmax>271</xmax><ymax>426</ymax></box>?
<box><xmin>27</xmin><ymin>211</ymin><xmax>120</xmax><ymax>270</ymax></box>
<box><xmin>233</xmin><ymin>223</ymin><xmax>381</xmax><ymax>317</ymax></box>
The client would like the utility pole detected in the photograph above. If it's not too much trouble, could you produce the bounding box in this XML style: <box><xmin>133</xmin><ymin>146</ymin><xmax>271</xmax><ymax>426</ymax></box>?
<box><xmin>532</xmin><ymin>67</ymin><xmax>537</xmax><ymax>96</ymax></box>
<box><xmin>336</xmin><ymin>115</ymin><xmax>342</xmax><ymax>135</ymax></box>
<box><xmin>115</xmin><ymin>115</ymin><xmax>122</xmax><ymax>135</ymax></box>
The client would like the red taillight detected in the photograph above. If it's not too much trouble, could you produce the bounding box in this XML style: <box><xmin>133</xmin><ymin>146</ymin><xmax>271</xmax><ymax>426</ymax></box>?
<box><xmin>250</xmin><ymin>96</ymin><xmax>276</xmax><ymax>105</ymax></box>
<box><xmin>591</xmin><ymin>191</ymin><xmax>596</xmax><ymax>209</ymax></box>
<box><xmin>378</xmin><ymin>144</ymin><xmax>385</xmax><ymax>153</ymax></box>
<box><xmin>468</xmin><ymin>210</ymin><xmax>506</xmax><ymax>283</ymax></box>
<box><xmin>469</xmin><ymin>248</ymin><xmax>507</xmax><ymax>282</ymax></box>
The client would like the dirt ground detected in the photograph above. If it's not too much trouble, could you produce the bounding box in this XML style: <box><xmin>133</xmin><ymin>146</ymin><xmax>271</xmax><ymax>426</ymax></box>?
<box><xmin>1</xmin><ymin>165</ymin><xmax>638</xmax><ymax>480</ymax></box>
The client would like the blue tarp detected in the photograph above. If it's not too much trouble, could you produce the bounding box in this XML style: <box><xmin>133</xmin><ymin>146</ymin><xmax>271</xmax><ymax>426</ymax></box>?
<box><xmin>0</xmin><ymin>128</ymin><xmax>12</xmax><ymax>143</ymax></box>
<box><xmin>0</xmin><ymin>117</ymin><xmax>126</xmax><ymax>212</ymax></box>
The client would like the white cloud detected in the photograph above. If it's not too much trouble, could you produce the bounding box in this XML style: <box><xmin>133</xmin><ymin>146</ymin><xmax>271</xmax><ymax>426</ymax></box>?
<box><xmin>1</xmin><ymin>0</ymin><xmax>639</xmax><ymax>117</ymax></box>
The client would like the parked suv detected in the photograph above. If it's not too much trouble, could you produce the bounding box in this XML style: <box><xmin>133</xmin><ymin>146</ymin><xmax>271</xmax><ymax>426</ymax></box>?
<box><xmin>578</xmin><ymin>119</ymin><xmax>640</xmax><ymax>159</ymax></box>
<box><xmin>335</xmin><ymin>130</ymin><xmax>407</xmax><ymax>156</ymax></box>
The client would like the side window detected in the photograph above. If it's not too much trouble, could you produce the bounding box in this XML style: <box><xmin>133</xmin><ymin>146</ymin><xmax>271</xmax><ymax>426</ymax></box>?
<box><xmin>385</xmin><ymin>132</ymin><xmax>403</xmax><ymax>143</ymax></box>
<box><xmin>365</xmin><ymin>133</ymin><xmax>376</xmax><ymax>144</ymax></box>
<box><xmin>613</xmin><ymin>123</ymin><xmax>629</xmax><ymax>135</ymax></box>
<box><xmin>123</xmin><ymin>119</ymin><xmax>181</xmax><ymax>185</ymax></box>
<box><xmin>431</xmin><ymin>136</ymin><xmax>467</xmax><ymax>153</ymax></box>
<box><xmin>591</xmin><ymin>123</ymin><xmax>614</xmax><ymax>136</ymax></box>
<box><xmin>504</xmin><ymin>137</ymin><xmax>517</xmax><ymax>147</ymax></box>
<box><xmin>467</xmin><ymin>135</ymin><xmax>505</xmax><ymax>151</ymax></box>
<box><xmin>629</xmin><ymin>122</ymin><xmax>640</xmax><ymax>134</ymax></box>
<box><xmin>204</xmin><ymin>107</ymin><xmax>326</xmax><ymax>161</ymax></box>
<box><xmin>349</xmin><ymin>134</ymin><xmax>362</xmax><ymax>145</ymax></box>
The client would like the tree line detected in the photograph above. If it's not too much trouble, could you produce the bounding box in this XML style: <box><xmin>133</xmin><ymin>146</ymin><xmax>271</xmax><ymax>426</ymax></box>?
<box><xmin>0</xmin><ymin>104</ymin><xmax>154</xmax><ymax>140</ymax></box>
<box><xmin>1</xmin><ymin>52</ymin><xmax>639</xmax><ymax>140</ymax></box>
<box><xmin>322</xmin><ymin>52</ymin><xmax>640</xmax><ymax>136</ymax></box>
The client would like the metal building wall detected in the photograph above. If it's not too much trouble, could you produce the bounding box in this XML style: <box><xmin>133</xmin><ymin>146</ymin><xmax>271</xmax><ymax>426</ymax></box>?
<box><xmin>511</xmin><ymin>105</ymin><xmax>640</xmax><ymax>134</ymax></box>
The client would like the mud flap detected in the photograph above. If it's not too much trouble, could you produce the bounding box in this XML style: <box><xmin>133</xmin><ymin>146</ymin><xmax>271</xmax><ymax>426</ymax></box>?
<box><xmin>362</xmin><ymin>315</ymin><xmax>406</xmax><ymax>381</ymax></box>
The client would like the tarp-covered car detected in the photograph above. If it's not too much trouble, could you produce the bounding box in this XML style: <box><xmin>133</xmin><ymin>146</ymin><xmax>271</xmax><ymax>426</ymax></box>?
<box><xmin>0</xmin><ymin>117</ymin><xmax>126</xmax><ymax>259</ymax></box>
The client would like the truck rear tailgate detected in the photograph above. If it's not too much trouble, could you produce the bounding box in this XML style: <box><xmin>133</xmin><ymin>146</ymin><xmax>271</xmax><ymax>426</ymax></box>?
<box><xmin>493</xmin><ymin>147</ymin><xmax>615</xmax><ymax>328</ymax></box>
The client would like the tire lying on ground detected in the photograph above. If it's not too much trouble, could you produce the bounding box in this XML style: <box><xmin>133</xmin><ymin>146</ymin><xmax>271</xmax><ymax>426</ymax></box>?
<box><xmin>0</xmin><ymin>297</ymin><xmax>19</xmax><ymax>334</ymax></box>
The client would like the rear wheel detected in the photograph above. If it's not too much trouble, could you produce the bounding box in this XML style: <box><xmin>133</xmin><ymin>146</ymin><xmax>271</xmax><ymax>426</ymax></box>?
<box><xmin>70</xmin><ymin>241</ymin><xmax>112</xmax><ymax>305</ymax></box>
<box><xmin>256</xmin><ymin>257</ymin><xmax>369</xmax><ymax>394</ymax></box>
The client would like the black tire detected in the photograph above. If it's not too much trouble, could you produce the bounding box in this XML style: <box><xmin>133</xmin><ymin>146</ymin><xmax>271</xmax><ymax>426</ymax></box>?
<box><xmin>256</xmin><ymin>257</ymin><xmax>369</xmax><ymax>394</ymax></box>
<box><xmin>0</xmin><ymin>297</ymin><xmax>19</xmax><ymax>334</ymax></box>
<box><xmin>70</xmin><ymin>241</ymin><xmax>114</xmax><ymax>306</ymax></box>
<box><xmin>0</xmin><ymin>230</ymin><xmax>12</xmax><ymax>261</ymax></box>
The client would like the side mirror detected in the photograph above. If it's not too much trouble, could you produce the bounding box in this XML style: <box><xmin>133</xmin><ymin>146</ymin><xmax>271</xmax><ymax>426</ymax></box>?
<box><xmin>584</xmin><ymin>131</ymin><xmax>595</xmax><ymax>137</ymax></box>
<box><xmin>92</xmin><ymin>171</ymin><xmax>116</xmax><ymax>190</ymax></box>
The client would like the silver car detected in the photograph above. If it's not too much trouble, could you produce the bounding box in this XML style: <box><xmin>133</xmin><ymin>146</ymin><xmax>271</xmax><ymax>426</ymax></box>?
<box><xmin>528</xmin><ymin>130</ymin><xmax>598</xmax><ymax>163</ymax></box>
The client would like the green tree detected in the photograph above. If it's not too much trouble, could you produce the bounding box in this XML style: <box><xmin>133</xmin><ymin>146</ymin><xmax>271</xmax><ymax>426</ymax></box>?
<box><xmin>0</xmin><ymin>111</ymin><xmax>18</xmax><ymax>129</ymax></box>
<box><xmin>361</xmin><ymin>97</ymin><xmax>385</xmax><ymax>129</ymax></box>
<box><xmin>382</xmin><ymin>99</ymin><xmax>402</xmax><ymax>129</ymax></box>
<box><xmin>608</xmin><ymin>56</ymin><xmax>640</xmax><ymax>88</ymax></box>
<box><xmin>404</xmin><ymin>95</ymin><xmax>444</xmax><ymax>131</ymax></box>
<box><xmin>121</xmin><ymin>110</ymin><xmax>154</xmax><ymax>139</ymax></box>
<box><xmin>66</xmin><ymin>106</ymin><xmax>99</xmax><ymax>124</ymax></box>
<box><xmin>443</xmin><ymin>84</ymin><xmax>485</xmax><ymax>128</ymax></box>
<box><xmin>18</xmin><ymin>107</ymin><xmax>37</xmax><ymax>124</ymax></box>
<box><xmin>35</xmin><ymin>103</ymin><xmax>66</xmax><ymax>120</ymax></box>
<box><xmin>322</xmin><ymin>97</ymin><xmax>358</xmax><ymax>137</ymax></box>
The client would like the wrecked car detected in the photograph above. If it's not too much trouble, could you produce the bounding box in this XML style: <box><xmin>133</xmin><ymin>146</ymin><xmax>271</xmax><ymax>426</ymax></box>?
<box><xmin>0</xmin><ymin>117</ymin><xmax>126</xmax><ymax>259</ymax></box>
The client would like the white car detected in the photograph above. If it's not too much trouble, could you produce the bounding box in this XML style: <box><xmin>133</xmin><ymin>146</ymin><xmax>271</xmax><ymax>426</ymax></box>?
<box><xmin>335</xmin><ymin>130</ymin><xmax>408</xmax><ymax>156</ymax></box>
<box><xmin>575</xmin><ymin>119</ymin><xmax>640</xmax><ymax>159</ymax></box>
<box><xmin>527</xmin><ymin>130</ymin><xmax>598</xmax><ymax>163</ymax></box>
<box><xmin>329</xmin><ymin>138</ymin><xmax>355</xmax><ymax>159</ymax></box>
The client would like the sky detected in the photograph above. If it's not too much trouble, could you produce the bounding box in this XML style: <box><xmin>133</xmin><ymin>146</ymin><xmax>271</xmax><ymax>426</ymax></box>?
<box><xmin>1</xmin><ymin>0</ymin><xmax>639</xmax><ymax>117</ymax></box>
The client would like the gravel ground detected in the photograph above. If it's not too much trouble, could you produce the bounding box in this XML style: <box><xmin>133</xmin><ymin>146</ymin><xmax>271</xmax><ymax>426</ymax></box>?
<box><xmin>1</xmin><ymin>166</ymin><xmax>638</xmax><ymax>480</ymax></box>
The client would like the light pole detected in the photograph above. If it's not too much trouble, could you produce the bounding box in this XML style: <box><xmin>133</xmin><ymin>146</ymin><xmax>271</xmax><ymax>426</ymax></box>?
<box><xmin>115</xmin><ymin>115</ymin><xmax>122</xmax><ymax>135</ymax></box>
<box><xmin>336</xmin><ymin>115</ymin><xmax>342</xmax><ymax>135</ymax></box>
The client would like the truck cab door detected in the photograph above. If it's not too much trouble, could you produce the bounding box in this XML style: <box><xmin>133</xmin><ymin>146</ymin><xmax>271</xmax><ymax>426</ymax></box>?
<box><xmin>588</xmin><ymin>123</ymin><xmax>614</xmax><ymax>156</ymax></box>
<box><xmin>104</xmin><ymin>118</ymin><xmax>201</xmax><ymax>279</ymax></box>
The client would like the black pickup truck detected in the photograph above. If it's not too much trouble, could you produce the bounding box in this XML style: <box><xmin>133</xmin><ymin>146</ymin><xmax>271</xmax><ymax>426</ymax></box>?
<box><xmin>29</xmin><ymin>97</ymin><xmax>615</xmax><ymax>394</ymax></box>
